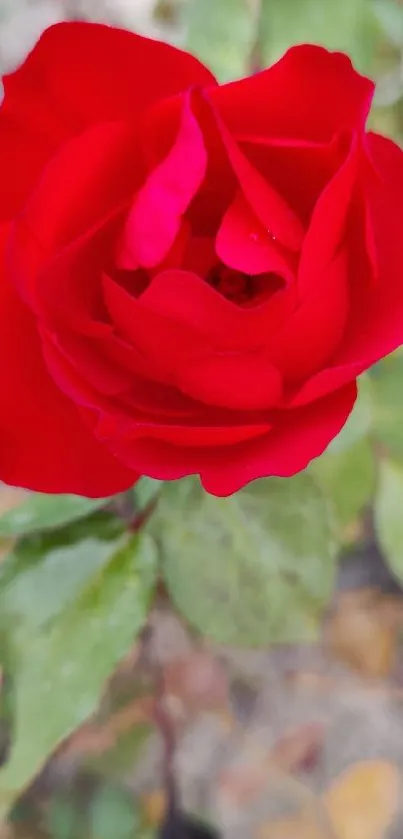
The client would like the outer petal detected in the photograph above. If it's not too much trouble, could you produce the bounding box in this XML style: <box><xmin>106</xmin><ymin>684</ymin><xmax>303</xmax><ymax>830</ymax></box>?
<box><xmin>294</xmin><ymin>133</ymin><xmax>403</xmax><ymax>407</ymax></box>
<box><xmin>270</xmin><ymin>249</ymin><xmax>349</xmax><ymax>383</ymax></box>
<box><xmin>10</xmin><ymin>122</ymin><xmax>137</xmax><ymax>309</ymax></box>
<box><xmin>210</xmin><ymin>44</ymin><xmax>373</xmax><ymax>143</ymax></box>
<box><xmin>0</xmin><ymin>21</ymin><xmax>216</xmax><ymax>218</ymax></box>
<box><xmin>105</xmin><ymin>384</ymin><xmax>356</xmax><ymax>495</ymax></box>
<box><xmin>201</xmin><ymin>382</ymin><xmax>357</xmax><ymax>495</ymax></box>
<box><xmin>0</xmin><ymin>228</ymin><xmax>135</xmax><ymax>496</ymax></box>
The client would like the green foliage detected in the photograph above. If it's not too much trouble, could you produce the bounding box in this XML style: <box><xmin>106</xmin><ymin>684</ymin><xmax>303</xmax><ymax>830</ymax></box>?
<box><xmin>259</xmin><ymin>0</ymin><xmax>378</xmax><ymax>71</ymax></box>
<box><xmin>326</xmin><ymin>376</ymin><xmax>374</xmax><ymax>455</ymax></box>
<box><xmin>370</xmin><ymin>351</ymin><xmax>403</xmax><ymax>460</ymax></box>
<box><xmin>47</xmin><ymin>793</ymin><xmax>85</xmax><ymax>839</ymax></box>
<box><xmin>183</xmin><ymin>0</ymin><xmax>257</xmax><ymax>80</ymax></box>
<box><xmin>371</xmin><ymin>0</ymin><xmax>403</xmax><ymax>47</ymax></box>
<box><xmin>0</xmin><ymin>494</ymin><xmax>110</xmax><ymax>538</ymax></box>
<box><xmin>85</xmin><ymin>724</ymin><xmax>152</xmax><ymax>783</ymax></box>
<box><xmin>132</xmin><ymin>478</ymin><xmax>163</xmax><ymax>512</ymax></box>
<box><xmin>90</xmin><ymin>784</ymin><xmax>140</xmax><ymax>839</ymax></box>
<box><xmin>154</xmin><ymin>475</ymin><xmax>337</xmax><ymax>646</ymax></box>
<box><xmin>374</xmin><ymin>457</ymin><xmax>403</xmax><ymax>582</ymax></box>
<box><xmin>184</xmin><ymin>0</ymin><xmax>383</xmax><ymax>83</ymax></box>
<box><xmin>311</xmin><ymin>380</ymin><xmax>376</xmax><ymax>533</ymax></box>
<box><xmin>0</xmin><ymin>525</ymin><xmax>158</xmax><ymax>816</ymax></box>
<box><xmin>312</xmin><ymin>438</ymin><xmax>376</xmax><ymax>531</ymax></box>
<box><xmin>47</xmin><ymin>785</ymin><xmax>141</xmax><ymax>839</ymax></box>
<box><xmin>371</xmin><ymin>351</ymin><xmax>403</xmax><ymax>583</ymax></box>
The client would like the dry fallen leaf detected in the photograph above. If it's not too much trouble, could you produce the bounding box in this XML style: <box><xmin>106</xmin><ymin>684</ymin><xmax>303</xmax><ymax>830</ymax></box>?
<box><xmin>325</xmin><ymin>589</ymin><xmax>402</xmax><ymax>678</ymax></box>
<box><xmin>270</xmin><ymin>723</ymin><xmax>324</xmax><ymax>774</ymax></box>
<box><xmin>142</xmin><ymin>789</ymin><xmax>167</xmax><ymax>826</ymax></box>
<box><xmin>258</xmin><ymin>813</ymin><xmax>328</xmax><ymax>839</ymax></box>
<box><xmin>257</xmin><ymin>760</ymin><xmax>399</xmax><ymax>839</ymax></box>
<box><xmin>220</xmin><ymin>723</ymin><xmax>323</xmax><ymax>810</ymax></box>
<box><xmin>325</xmin><ymin>761</ymin><xmax>400</xmax><ymax>839</ymax></box>
<box><xmin>220</xmin><ymin>757</ymin><xmax>271</xmax><ymax>808</ymax></box>
<box><xmin>60</xmin><ymin>696</ymin><xmax>154</xmax><ymax>758</ymax></box>
<box><xmin>163</xmin><ymin>650</ymin><xmax>229</xmax><ymax>715</ymax></box>
<box><xmin>257</xmin><ymin>793</ymin><xmax>330</xmax><ymax>839</ymax></box>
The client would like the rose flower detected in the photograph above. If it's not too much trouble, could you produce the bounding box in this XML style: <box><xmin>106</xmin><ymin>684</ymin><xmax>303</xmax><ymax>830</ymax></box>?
<box><xmin>0</xmin><ymin>23</ymin><xmax>401</xmax><ymax>496</ymax></box>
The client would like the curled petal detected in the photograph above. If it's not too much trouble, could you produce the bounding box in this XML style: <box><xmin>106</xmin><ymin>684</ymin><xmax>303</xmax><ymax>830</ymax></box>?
<box><xmin>216</xmin><ymin>191</ymin><xmax>295</xmax><ymax>278</ymax></box>
<box><xmin>118</xmin><ymin>94</ymin><xmax>207</xmax><ymax>269</ymax></box>
<box><xmin>140</xmin><ymin>269</ymin><xmax>295</xmax><ymax>351</ymax></box>
<box><xmin>104</xmin><ymin>383</ymin><xmax>356</xmax><ymax>493</ymax></box>
<box><xmin>294</xmin><ymin>133</ymin><xmax>403</xmax><ymax>406</ymax></box>
<box><xmin>210</xmin><ymin>44</ymin><xmax>373</xmax><ymax>143</ymax></box>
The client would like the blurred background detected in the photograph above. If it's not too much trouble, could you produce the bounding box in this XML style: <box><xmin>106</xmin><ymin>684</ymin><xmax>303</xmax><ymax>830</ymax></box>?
<box><xmin>2</xmin><ymin>1</ymin><xmax>403</xmax><ymax>838</ymax></box>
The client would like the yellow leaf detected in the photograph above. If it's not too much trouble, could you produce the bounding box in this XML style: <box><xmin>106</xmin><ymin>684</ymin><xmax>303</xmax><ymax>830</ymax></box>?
<box><xmin>142</xmin><ymin>789</ymin><xmax>167</xmax><ymax>826</ymax></box>
<box><xmin>324</xmin><ymin>761</ymin><xmax>399</xmax><ymax>839</ymax></box>
<box><xmin>257</xmin><ymin>807</ymin><xmax>329</xmax><ymax>839</ymax></box>
<box><xmin>325</xmin><ymin>589</ymin><xmax>400</xmax><ymax>678</ymax></box>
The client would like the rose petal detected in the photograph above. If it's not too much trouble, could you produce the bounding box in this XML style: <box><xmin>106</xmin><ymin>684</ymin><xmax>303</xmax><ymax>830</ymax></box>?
<box><xmin>103</xmin><ymin>273</ymin><xmax>208</xmax><ymax>382</ymax></box>
<box><xmin>41</xmin><ymin>331</ymin><xmax>199</xmax><ymax>423</ymax></box>
<box><xmin>95</xmin><ymin>409</ymin><xmax>270</xmax><ymax>448</ymax></box>
<box><xmin>0</xmin><ymin>226</ymin><xmax>135</xmax><ymax>495</ymax></box>
<box><xmin>105</xmin><ymin>383</ymin><xmax>356</xmax><ymax>493</ymax></box>
<box><xmin>0</xmin><ymin>21</ymin><xmax>216</xmax><ymax>220</ymax></box>
<box><xmin>117</xmin><ymin>94</ymin><xmax>207</xmax><ymax>269</ymax></box>
<box><xmin>271</xmin><ymin>249</ymin><xmax>349</xmax><ymax>383</ymax></box>
<box><xmin>298</xmin><ymin>135</ymin><xmax>359</xmax><ymax>293</ymax></box>
<box><xmin>205</xmin><ymin>92</ymin><xmax>304</xmax><ymax>251</ymax></box>
<box><xmin>210</xmin><ymin>45</ymin><xmax>373</xmax><ymax>143</ymax></box>
<box><xmin>201</xmin><ymin>382</ymin><xmax>357</xmax><ymax>495</ymax></box>
<box><xmin>140</xmin><ymin>268</ymin><xmax>296</xmax><ymax>350</ymax></box>
<box><xmin>293</xmin><ymin>133</ymin><xmax>403</xmax><ymax>406</ymax></box>
<box><xmin>9</xmin><ymin>121</ymin><xmax>136</xmax><ymax>310</ymax></box>
<box><xmin>216</xmin><ymin>190</ymin><xmax>295</xmax><ymax>277</ymax></box>
<box><xmin>239</xmin><ymin>133</ymin><xmax>345</xmax><ymax>223</ymax></box>
<box><xmin>178</xmin><ymin>352</ymin><xmax>282</xmax><ymax>410</ymax></box>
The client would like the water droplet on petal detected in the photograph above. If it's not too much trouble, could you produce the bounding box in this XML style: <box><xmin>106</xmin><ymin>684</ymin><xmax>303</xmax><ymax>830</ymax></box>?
<box><xmin>249</xmin><ymin>232</ymin><xmax>259</xmax><ymax>243</ymax></box>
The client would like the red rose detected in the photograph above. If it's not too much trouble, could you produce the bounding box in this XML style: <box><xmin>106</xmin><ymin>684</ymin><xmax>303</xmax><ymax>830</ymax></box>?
<box><xmin>1</xmin><ymin>22</ymin><xmax>402</xmax><ymax>497</ymax></box>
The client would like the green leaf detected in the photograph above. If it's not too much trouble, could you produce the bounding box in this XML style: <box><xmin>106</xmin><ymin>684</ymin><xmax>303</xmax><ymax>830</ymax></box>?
<box><xmin>0</xmin><ymin>532</ymin><xmax>158</xmax><ymax>816</ymax></box>
<box><xmin>47</xmin><ymin>794</ymin><xmax>85</xmax><ymax>839</ymax></box>
<box><xmin>374</xmin><ymin>458</ymin><xmax>403</xmax><ymax>582</ymax></box>
<box><xmin>183</xmin><ymin>0</ymin><xmax>257</xmax><ymax>81</ymax></box>
<box><xmin>312</xmin><ymin>438</ymin><xmax>376</xmax><ymax>530</ymax></box>
<box><xmin>371</xmin><ymin>350</ymin><xmax>403</xmax><ymax>459</ymax></box>
<box><xmin>156</xmin><ymin>475</ymin><xmax>337</xmax><ymax>647</ymax></box>
<box><xmin>0</xmin><ymin>534</ymin><xmax>125</xmax><ymax>635</ymax></box>
<box><xmin>133</xmin><ymin>478</ymin><xmax>163</xmax><ymax>512</ymax></box>
<box><xmin>0</xmin><ymin>493</ymin><xmax>110</xmax><ymax>538</ymax></box>
<box><xmin>85</xmin><ymin>724</ymin><xmax>152</xmax><ymax>783</ymax></box>
<box><xmin>90</xmin><ymin>785</ymin><xmax>140</xmax><ymax>839</ymax></box>
<box><xmin>260</xmin><ymin>0</ymin><xmax>378</xmax><ymax>72</ymax></box>
<box><xmin>326</xmin><ymin>376</ymin><xmax>373</xmax><ymax>455</ymax></box>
